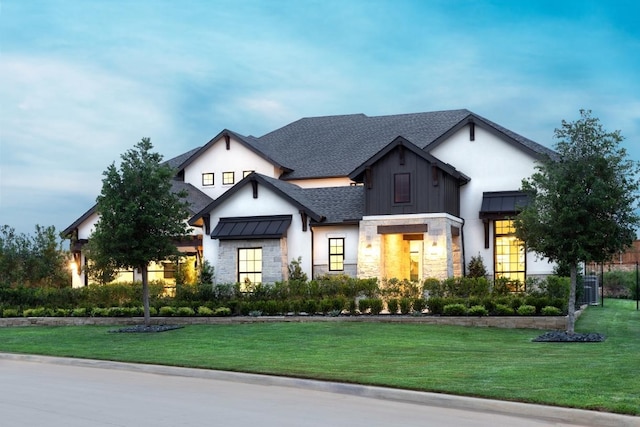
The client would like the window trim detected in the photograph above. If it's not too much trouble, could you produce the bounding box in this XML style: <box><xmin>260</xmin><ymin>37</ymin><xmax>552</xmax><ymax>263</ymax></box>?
<box><xmin>202</xmin><ymin>172</ymin><xmax>214</xmax><ymax>186</ymax></box>
<box><xmin>493</xmin><ymin>219</ymin><xmax>526</xmax><ymax>291</ymax></box>
<box><xmin>222</xmin><ymin>171</ymin><xmax>235</xmax><ymax>185</ymax></box>
<box><xmin>238</xmin><ymin>247</ymin><xmax>262</xmax><ymax>286</ymax></box>
<box><xmin>328</xmin><ymin>237</ymin><xmax>345</xmax><ymax>271</ymax></box>
<box><xmin>393</xmin><ymin>173</ymin><xmax>411</xmax><ymax>204</ymax></box>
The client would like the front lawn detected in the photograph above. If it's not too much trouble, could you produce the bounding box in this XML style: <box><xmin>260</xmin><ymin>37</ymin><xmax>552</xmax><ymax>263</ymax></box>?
<box><xmin>0</xmin><ymin>299</ymin><xmax>638</xmax><ymax>415</ymax></box>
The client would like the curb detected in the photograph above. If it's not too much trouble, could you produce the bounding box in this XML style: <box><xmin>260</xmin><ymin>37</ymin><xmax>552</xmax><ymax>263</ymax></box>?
<box><xmin>1</xmin><ymin>352</ymin><xmax>637</xmax><ymax>427</ymax></box>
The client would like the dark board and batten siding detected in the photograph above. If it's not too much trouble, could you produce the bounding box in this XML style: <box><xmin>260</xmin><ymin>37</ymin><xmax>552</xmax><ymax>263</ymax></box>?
<box><xmin>363</xmin><ymin>146</ymin><xmax>461</xmax><ymax>217</ymax></box>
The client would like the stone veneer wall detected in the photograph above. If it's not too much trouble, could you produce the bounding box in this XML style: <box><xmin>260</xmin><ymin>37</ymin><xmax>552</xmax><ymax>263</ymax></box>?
<box><xmin>313</xmin><ymin>263</ymin><xmax>358</xmax><ymax>278</ymax></box>
<box><xmin>216</xmin><ymin>238</ymin><xmax>288</xmax><ymax>284</ymax></box>
<box><xmin>357</xmin><ymin>214</ymin><xmax>463</xmax><ymax>281</ymax></box>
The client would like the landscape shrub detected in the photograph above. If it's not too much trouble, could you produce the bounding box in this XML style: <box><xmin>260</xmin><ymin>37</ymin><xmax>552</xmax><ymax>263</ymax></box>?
<box><xmin>71</xmin><ymin>307</ymin><xmax>87</xmax><ymax>317</ymax></box>
<box><xmin>23</xmin><ymin>307</ymin><xmax>53</xmax><ymax>317</ymax></box>
<box><xmin>358</xmin><ymin>298</ymin><xmax>371</xmax><ymax>314</ymax></box>
<box><xmin>443</xmin><ymin>303</ymin><xmax>467</xmax><ymax>316</ymax></box>
<box><xmin>516</xmin><ymin>305</ymin><xmax>537</xmax><ymax>316</ymax></box>
<box><xmin>494</xmin><ymin>304</ymin><xmax>515</xmax><ymax>316</ymax></box>
<box><xmin>412</xmin><ymin>297</ymin><xmax>426</xmax><ymax>313</ymax></box>
<box><xmin>369</xmin><ymin>298</ymin><xmax>384</xmax><ymax>315</ymax></box>
<box><xmin>213</xmin><ymin>307</ymin><xmax>232</xmax><ymax>316</ymax></box>
<box><xmin>426</xmin><ymin>297</ymin><xmax>445</xmax><ymax>315</ymax></box>
<box><xmin>387</xmin><ymin>298</ymin><xmax>399</xmax><ymax>314</ymax></box>
<box><xmin>91</xmin><ymin>307</ymin><xmax>109</xmax><ymax>317</ymax></box>
<box><xmin>52</xmin><ymin>308</ymin><xmax>70</xmax><ymax>317</ymax></box>
<box><xmin>305</xmin><ymin>299</ymin><xmax>318</xmax><ymax>315</ymax></box>
<box><xmin>603</xmin><ymin>270</ymin><xmax>634</xmax><ymax>298</ymax></box>
<box><xmin>159</xmin><ymin>306</ymin><xmax>175</xmax><ymax>316</ymax></box>
<box><xmin>197</xmin><ymin>306</ymin><xmax>214</xmax><ymax>316</ymax></box>
<box><xmin>347</xmin><ymin>299</ymin><xmax>358</xmax><ymax>315</ymax></box>
<box><xmin>467</xmin><ymin>305</ymin><xmax>489</xmax><ymax>316</ymax></box>
<box><xmin>176</xmin><ymin>306</ymin><xmax>195</xmax><ymax>316</ymax></box>
<box><xmin>541</xmin><ymin>306</ymin><xmax>563</xmax><ymax>316</ymax></box>
<box><xmin>399</xmin><ymin>297</ymin><xmax>412</xmax><ymax>314</ymax></box>
<box><xmin>423</xmin><ymin>277</ymin><xmax>444</xmax><ymax>298</ymax></box>
<box><xmin>2</xmin><ymin>308</ymin><xmax>19</xmax><ymax>317</ymax></box>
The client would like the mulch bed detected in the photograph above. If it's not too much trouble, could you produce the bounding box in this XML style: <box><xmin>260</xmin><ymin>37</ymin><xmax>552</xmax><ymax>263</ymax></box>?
<box><xmin>532</xmin><ymin>331</ymin><xmax>606</xmax><ymax>342</ymax></box>
<box><xmin>109</xmin><ymin>325</ymin><xmax>184</xmax><ymax>333</ymax></box>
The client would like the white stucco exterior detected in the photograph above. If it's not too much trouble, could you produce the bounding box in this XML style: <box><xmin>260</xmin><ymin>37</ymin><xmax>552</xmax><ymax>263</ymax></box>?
<box><xmin>428</xmin><ymin>125</ymin><xmax>554</xmax><ymax>277</ymax></box>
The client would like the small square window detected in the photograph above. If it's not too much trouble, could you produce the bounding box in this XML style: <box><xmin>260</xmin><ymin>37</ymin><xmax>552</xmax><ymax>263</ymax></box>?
<box><xmin>202</xmin><ymin>173</ymin><xmax>214</xmax><ymax>186</ymax></box>
<box><xmin>223</xmin><ymin>172</ymin><xmax>235</xmax><ymax>185</ymax></box>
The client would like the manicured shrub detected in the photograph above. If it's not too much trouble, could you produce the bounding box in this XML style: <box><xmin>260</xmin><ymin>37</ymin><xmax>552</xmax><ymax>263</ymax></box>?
<box><xmin>541</xmin><ymin>306</ymin><xmax>563</xmax><ymax>316</ymax></box>
<box><xmin>71</xmin><ymin>307</ymin><xmax>87</xmax><ymax>317</ymax></box>
<box><xmin>305</xmin><ymin>299</ymin><xmax>318</xmax><ymax>315</ymax></box>
<box><xmin>262</xmin><ymin>300</ymin><xmax>281</xmax><ymax>316</ymax></box>
<box><xmin>426</xmin><ymin>297</ymin><xmax>445</xmax><ymax>315</ymax></box>
<box><xmin>369</xmin><ymin>298</ymin><xmax>384</xmax><ymax>315</ymax></box>
<box><xmin>387</xmin><ymin>298</ymin><xmax>399</xmax><ymax>314</ymax></box>
<box><xmin>107</xmin><ymin>306</ymin><xmax>128</xmax><ymax>317</ymax></box>
<box><xmin>213</xmin><ymin>307</ymin><xmax>231</xmax><ymax>316</ymax></box>
<box><xmin>2</xmin><ymin>308</ymin><xmax>19</xmax><ymax>318</ymax></box>
<box><xmin>468</xmin><ymin>305</ymin><xmax>489</xmax><ymax>316</ymax></box>
<box><xmin>197</xmin><ymin>306</ymin><xmax>214</xmax><ymax>316</ymax></box>
<box><xmin>52</xmin><ymin>308</ymin><xmax>70</xmax><ymax>317</ymax></box>
<box><xmin>516</xmin><ymin>305</ymin><xmax>537</xmax><ymax>316</ymax></box>
<box><xmin>319</xmin><ymin>298</ymin><xmax>334</xmax><ymax>315</ymax></box>
<box><xmin>176</xmin><ymin>306</ymin><xmax>195</xmax><ymax>316</ymax></box>
<box><xmin>358</xmin><ymin>298</ymin><xmax>371</xmax><ymax>314</ymax></box>
<box><xmin>91</xmin><ymin>307</ymin><xmax>109</xmax><ymax>317</ymax></box>
<box><xmin>412</xmin><ymin>297</ymin><xmax>426</xmax><ymax>313</ymax></box>
<box><xmin>494</xmin><ymin>304</ymin><xmax>515</xmax><ymax>316</ymax></box>
<box><xmin>443</xmin><ymin>303</ymin><xmax>467</xmax><ymax>316</ymax></box>
<box><xmin>347</xmin><ymin>299</ymin><xmax>358</xmax><ymax>315</ymax></box>
<box><xmin>159</xmin><ymin>306</ymin><xmax>175</xmax><ymax>316</ymax></box>
<box><xmin>22</xmin><ymin>307</ymin><xmax>52</xmax><ymax>317</ymax></box>
<box><xmin>399</xmin><ymin>297</ymin><xmax>412</xmax><ymax>314</ymax></box>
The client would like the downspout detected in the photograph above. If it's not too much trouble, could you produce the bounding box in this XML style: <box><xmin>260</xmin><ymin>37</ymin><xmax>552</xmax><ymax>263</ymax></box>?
<box><xmin>461</xmin><ymin>218</ymin><xmax>466</xmax><ymax>277</ymax></box>
<box><xmin>310</xmin><ymin>225</ymin><xmax>315</xmax><ymax>280</ymax></box>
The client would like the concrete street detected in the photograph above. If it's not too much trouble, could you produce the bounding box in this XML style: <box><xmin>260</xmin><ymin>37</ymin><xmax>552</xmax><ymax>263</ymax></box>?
<box><xmin>0</xmin><ymin>354</ymin><xmax>636</xmax><ymax>427</ymax></box>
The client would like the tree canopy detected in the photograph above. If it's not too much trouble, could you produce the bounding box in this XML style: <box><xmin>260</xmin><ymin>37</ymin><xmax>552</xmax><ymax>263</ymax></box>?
<box><xmin>515</xmin><ymin>110</ymin><xmax>639</xmax><ymax>332</ymax></box>
<box><xmin>90</xmin><ymin>138</ymin><xmax>191</xmax><ymax>323</ymax></box>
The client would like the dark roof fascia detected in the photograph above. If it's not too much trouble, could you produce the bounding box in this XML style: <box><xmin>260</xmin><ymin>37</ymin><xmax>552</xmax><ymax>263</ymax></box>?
<box><xmin>189</xmin><ymin>173</ymin><xmax>323</xmax><ymax>225</ymax></box>
<box><xmin>61</xmin><ymin>205</ymin><xmax>97</xmax><ymax>238</ymax></box>
<box><xmin>348</xmin><ymin>136</ymin><xmax>470</xmax><ymax>184</ymax></box>
<box><xmin>177</xmin><ymin>129</ymin><xmax>289</xmax><ymax>174</ymax></box>
<box><xmin>426</xmin><ymin>113</ymin><xmax>556</xmax><ymax>160</ymax></box>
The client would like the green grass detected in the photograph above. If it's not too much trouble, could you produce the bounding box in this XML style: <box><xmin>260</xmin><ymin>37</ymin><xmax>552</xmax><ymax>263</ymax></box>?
<box><xmin>0</xmin><ymin>299</ymin><xmax>638</xmax><ymax>415</ymax></box>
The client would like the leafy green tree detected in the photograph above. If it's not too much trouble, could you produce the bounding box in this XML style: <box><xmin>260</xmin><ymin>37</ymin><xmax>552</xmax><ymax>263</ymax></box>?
<box><xmin>90</xmin><ymin>138</ymin><xmax>190</xmax><ymax>324</ymax></box>
<box><xmin>515</xmin><ymin>110</ymin><xmax>640</xmax><ymax>333</ymax></box>
<box><xmin>0</xmin><ymin>224</ymin><xmax>70</xmax><ymax>288</ymax></box>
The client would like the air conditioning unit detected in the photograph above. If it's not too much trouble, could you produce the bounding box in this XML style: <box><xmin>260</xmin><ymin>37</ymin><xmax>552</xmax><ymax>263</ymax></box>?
<box><xmin>583</xmin><ymin>275</ymin><xmax>599</xmax><ymax>305</ymax></box>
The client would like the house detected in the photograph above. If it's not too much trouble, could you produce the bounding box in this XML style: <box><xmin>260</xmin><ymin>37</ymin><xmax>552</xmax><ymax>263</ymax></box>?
<box><xmin>63</xmin><ymin>109</ymin><xmax>556</xmax><ymax>288</ymax></box>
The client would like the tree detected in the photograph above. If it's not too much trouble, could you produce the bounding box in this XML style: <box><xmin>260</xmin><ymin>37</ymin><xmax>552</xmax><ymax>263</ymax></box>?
<box><xmin>90</xmin><ymin>138</ymin><xmax>191</xmax><ymax>325</ymax></box>
<box><xmin>515</xmin><ymin>110</ymin><xmax>640</xmax><ymax>333</ymax></box>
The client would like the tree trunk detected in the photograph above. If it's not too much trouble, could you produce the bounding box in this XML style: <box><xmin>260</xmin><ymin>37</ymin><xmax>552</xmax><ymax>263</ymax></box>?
<box><xmin>566</xmin><ymin>263</ymin><xmax>577</xmax><ymax>334</ymax></box>
<box><xmin>141</xmin><ymin>265</ymin><xmax>150</xmax><ymax>326</ymax></box>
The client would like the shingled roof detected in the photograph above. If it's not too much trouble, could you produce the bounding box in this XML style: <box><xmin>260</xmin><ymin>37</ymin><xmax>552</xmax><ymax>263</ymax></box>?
<box><xmin>242</xmin><ymin>109</ymin><xmax>554</xmax><ymax>180</ymax></box>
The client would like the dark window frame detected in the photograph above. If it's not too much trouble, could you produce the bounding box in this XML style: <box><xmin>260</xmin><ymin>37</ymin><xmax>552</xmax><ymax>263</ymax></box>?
<box><xmin>238</xmin><ymin>247</ymin><xmax>262</xmax><ymax>285</ymax></box>
<box><xmin>222</xmin><ymin>171</ymin><xmax>235</xmax><ymax>185</ymax></box>
<box><xmin>202</xmin><ymin>173</ymin><xmax>214</xmax><ymax>186</ymax></box>
<box><xmin>328</xmin><ymin>238</ymin><xmax>345</xmax><ymax>271</ymax></box>
<box><xmin>394</xmin><ymin>173</ymin><xmax>411</xmax><ymax>204</ymax></box>
<box><xmin>493</xmin><ymin>219</ymin><xmax>526</xmax><ymax>291</ymax></box>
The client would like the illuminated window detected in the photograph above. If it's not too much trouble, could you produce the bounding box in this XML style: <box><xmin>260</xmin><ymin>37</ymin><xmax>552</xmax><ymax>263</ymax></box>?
<box><xmin>394</xmin><ymin>173</ymin><xmax>410</xmax><ymax>203</ymax></box>
<box><xmin>238</xmin><ymin>248</ymin><xmax>262</xmax><ymax>286</ymax></box>
<box><xmin>202</xmin><ymin>173</ymin><xmax>214</xmax><ymax>186</ymax></box>
<box><xmin>494</xmin><ymin>220</ymin><xmax>525</xmax><ymax>290</ymax></box>
<box><xmin>243</xmin><ymin>170</ymin><xmax>254</xmax><ymax>178</ymax></box>
<box><xmin>162</xmin><ymin>262</ymin><xmax>176</xmax><ymax>279</ymax></box>
<box><xmin>329</xmin><ymin>238</ymin><xmax>344</xmax><ymax>271</ymax></box>
<box><xmin>223</xmin><ymin>172</ymin><xmax>235</xmax><ymax>185</ymax></box>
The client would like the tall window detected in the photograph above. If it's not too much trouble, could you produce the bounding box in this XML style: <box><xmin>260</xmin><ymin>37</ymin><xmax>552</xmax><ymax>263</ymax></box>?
<box><xmin>222</xmin><ymin>172</ymin><xmax>235</xmax><ymax>185</ymax></box>
<box><xmin>238</xmin><ymin>248</ymin><xmax>262</xmax><ymax>286</ymax></box>
<box><xmin>394</xmin><ymin>173</ymin><xmax>411</xmax><ymax>203</ymax></box>
<box><xmin>202</xmin><ymin>173</ymin><xmax>214</xmax><ymax>186</ymax></box>
<box><xmin>494</xmin><ymin>220</ymin><xmax>525</xmax><ymax>290</ymax></box>
<box><xmin>329</xmin><ymin>238</ymin><xmax>344</xmax><ymax>271</ymax></box>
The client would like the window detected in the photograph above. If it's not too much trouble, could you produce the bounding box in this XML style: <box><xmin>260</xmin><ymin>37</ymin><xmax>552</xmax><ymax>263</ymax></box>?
<box><xmin>329</xmin><ymin>238</ymin><xmax>344</xmax><ymax>271</ymax></box>
<box><xmin>243</xmin><ymin>170</ymin><xmax>254</xmax><ymax>178</ymax></box>
<box><xmin>223</xmin><ymin>171</ymin><xmax>235</xmax><ymax>185</ymax></box>
<box><xmin>202</xmin><ymin>173</ymin><xmax>214</xmax><ymax>186</ymax></box>
<box><xmin>162</xmin><ymin>262</ymin><xmax>176</xmax><ymax>279</ymax></box>
<box><xmin>238</xmin><ymin>248</ymin><xmax>262</xmax><ymax>286</ymax></box>
<box><xmin>394</xmin><ymin>173</ymin><xmax>411</xmax><ymax>203</ymax></box>
<box><xmin>494</xmin><ymin>220</ymin><xmax>525</xmax><ymax>290</ymax></box>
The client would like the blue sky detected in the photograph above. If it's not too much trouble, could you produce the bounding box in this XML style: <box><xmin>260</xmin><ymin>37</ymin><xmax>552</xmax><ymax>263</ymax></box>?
<box><xmin>1</xmin><ymin>0</ymin><xmax>639</xmax><ymax>236</ymax></box>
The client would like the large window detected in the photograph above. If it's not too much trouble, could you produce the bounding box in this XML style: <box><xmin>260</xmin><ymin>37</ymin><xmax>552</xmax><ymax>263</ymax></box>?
<box><xmin>329</xmin><ymin>238</ymin><xmax>344</xmax><ymax>271</ymax></box>
<box><xmin>494</xmin><ymin>220</ymin><xmax>525</xmax><ymax>290</ymax></box>
<box><xmin>394</xmin><ymin>173</ymin><xmax>411</xmax><ymax>203</ymax></box>
<box><xmin>238</xmin><ymin>248</ymin><xmax>262</xmax><ymax>286</ymax></box>
<box><xmin>202</xmin><ymin>173</ymin><xmax>214</xmax><ymax>186</ymax></box>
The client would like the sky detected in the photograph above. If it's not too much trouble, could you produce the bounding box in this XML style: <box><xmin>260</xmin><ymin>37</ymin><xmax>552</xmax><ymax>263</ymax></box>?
<box><xmin>1</xmin><ymin>0</ymin><xmax>639</xmax><ymax>237</ymax></box>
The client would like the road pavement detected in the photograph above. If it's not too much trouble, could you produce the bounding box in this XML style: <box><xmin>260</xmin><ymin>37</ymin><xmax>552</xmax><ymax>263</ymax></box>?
<box><xmin>0</xmin><ymin>353</ymin><xmax>636</xmax><ymax>427</ymax></box>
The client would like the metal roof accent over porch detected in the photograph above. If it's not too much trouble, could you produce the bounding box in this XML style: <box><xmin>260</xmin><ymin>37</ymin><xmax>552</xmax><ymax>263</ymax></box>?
<box><xmin>479</xmin><ymin>191</ymin><xmax>528</xmax><ymax>219</ymax></box>
<box><xmin>211</xmin><ymin>215</ymin><xmax>292</xmax><ymax>240</ymax></box>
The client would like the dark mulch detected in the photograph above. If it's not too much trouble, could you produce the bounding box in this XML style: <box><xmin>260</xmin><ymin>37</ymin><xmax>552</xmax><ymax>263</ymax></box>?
<box><xmin>109</xmin><ymin>325</ymin><xmax>184</xmax><ymax>333</ymax></box>
<box><xmin>532</xmin><ymin>331</ymin><xmax>606</xmax><ymax>342</ymax></box>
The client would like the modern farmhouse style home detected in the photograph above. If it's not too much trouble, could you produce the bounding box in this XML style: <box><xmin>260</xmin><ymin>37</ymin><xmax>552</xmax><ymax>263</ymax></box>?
<box><xmin>63</xmin><ymin>109</ymin><xmax>556</xmax><ymax>288</ymax></box>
